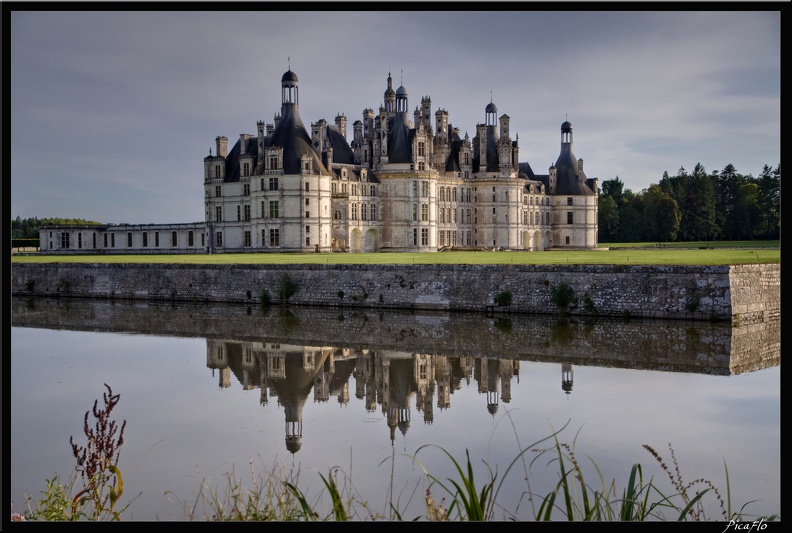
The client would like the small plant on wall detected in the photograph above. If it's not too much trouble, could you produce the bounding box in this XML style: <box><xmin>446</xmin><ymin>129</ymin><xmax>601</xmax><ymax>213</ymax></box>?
<box><xmin>494</xmin><ymin>291</ymin><xmax>513</xmax><ymax>307</ymax></box>
<box><xmin>551</xmin><ymin>283</ymin><xmax>575</xmax><ymax>312</ymax></box>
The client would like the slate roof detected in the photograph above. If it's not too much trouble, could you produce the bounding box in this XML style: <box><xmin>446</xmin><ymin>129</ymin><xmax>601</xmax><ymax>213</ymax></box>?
<box><xmin>266</xmin><ymin>102</ymin><xmax>328</xmax><ymax>175</ymax></box>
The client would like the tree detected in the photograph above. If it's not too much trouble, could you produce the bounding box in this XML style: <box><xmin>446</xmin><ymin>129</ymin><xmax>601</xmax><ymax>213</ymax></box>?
<box><xmin>597</xmin><ymin>194</ymin><xmax>620</xmax><ymax>242</ymax></box>
<box><xmin>643</xmin><ymin>184</ymin><xmax>681</xmax><ymax>242</ymax></box>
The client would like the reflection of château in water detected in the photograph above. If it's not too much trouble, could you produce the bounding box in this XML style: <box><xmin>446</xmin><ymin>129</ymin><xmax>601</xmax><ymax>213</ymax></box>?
<box><xmin>12</xmin><ymin>297</ymin><xmax>779</xmax><ymax>455</ymax></box>
<box><xmin>206</xmin><ymin>340</ymin><xmax>521</xmax><ymax>452</ymax></box>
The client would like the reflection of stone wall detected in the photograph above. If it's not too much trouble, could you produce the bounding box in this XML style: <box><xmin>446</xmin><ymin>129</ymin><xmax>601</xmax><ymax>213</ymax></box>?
<box><xmin>11</xmin><ymin>297</ymin><xmax>780</xmax><ymax>376</ymax></box>
<box><xmin>10</xmin><ymin>263</ymin><xmax>780</xmax><ymax>324</ymax></box>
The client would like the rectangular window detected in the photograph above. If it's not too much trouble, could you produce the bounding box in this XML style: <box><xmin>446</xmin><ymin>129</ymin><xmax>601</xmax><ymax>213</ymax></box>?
<box><xmin>262</xmin><ymin>229</ymin><xmax>267</xmax><ymax>246</ymax></box>
<box><xmin>413</xmin><ymin>181</ymin><xmax>418</xmax><ymax>196</ymax></box>
<box><xmin>413</xmin><ymin>228</ymin><xmax>418</xmax><ymax>246</ymax></box>
<box><xmin>243</xmin><ymin>183</ymin><xmax>250</xmax><ymax>196</ymax></box>
<box><xmin>104</xmin><ymin>233</ymin><xmax>108</xmax><ymax>247</ymax></box>
<box><xmin>269</xmin><ymin>156</ymin><xmax>278</xmax><ymax>170</ymax></box>
<box><xmin>370</xmin><ymin>185</ymin><xmax>376</xmax><ymax>196</ymax></box>
<box><xmin>305</xmin><ymin>198</ymin><xmax>310</xmax><ymax>206</ymax></box>
<box><xmin>351</xmin><ymin>204</ymin><xmax>358</xmax><ymax>220</ymax></box>
<box><xmin>172</xmin><ymin>231</ymin><xmax>178</xmax><ymax>247</ymax></box>
<box><xmin>143</xmin><ymin>232</ymin><xmax>148</xmax><ymax>247</ymax></box>
<box><xmin>111</xmin><ymin>233</ymin><xmax>115</xmax><ymax>248</ymax></box>
<box><xmin>421</xmin><ymin>204</ymin><xmax>428</xmax><ymax>221</ymax></box>
<box><xmin>370</xmin><ymin>203</ymin><xmax>376</xmax><ymax>221</ymax></box>
<box><xmin>261</xmin><ymin>201</ymin><xmax>266</xmax><ymax>218</ymax></box>
<box><xmin>215</xmin><ymin>206</ymin><xmax>222</xmax><ymax>222</ymax></box>
<box><xmin>215</xmin><ymin>166</ymin><xmax>221</xmax><ymax>179</ymax></box>
<box><xmin>305</xmin><ymin>211</ymin><xmax>310</xmax><ymax>218</ymax></box>
<box><xmin>352</xmin><ymin>184</ymin><xmax>357</xmax><ymax>196</ymax></box>
<box><xmin>61</xmin><ymin>232</ymin><xmax>70</xmax><ymax>249</ymax></box>
<box><xmin>216</xmin><ymin>231</ymin><xmax>223</xmax><ymax>247</ymax></box>
<box><xmin>421</xmin><ymin>228</ymin><xmax>429</xmax><ymax>246</ymax></box>
<box><xmin>361</xmin><ymin>204</ymin><xmax>367</xmax><ymax>221</ymax></box>
<box><xmin>237</xmin><ymin>205</ymin><xmax>241</xmax><ymax>221</ymax></box>
<box><xmin>269</xmin><ymin>229</ymin><xmax>280</xmax><ymax>247</ymax></box>
<box><xmin>243</xmin><ymin>163</ymin><xmax>250</xmax><ymax>178</ymax></box>
<box><xmin>244</xmin><ymin>205</ymin><xmax>251</xmax><ymax>221</ymax></box>
<box><xmin>567</xmin><ymin>197</ymin><xmax>573</xmax><ymax>206</ymax></box>
<box><xmin>78</xmin><ymin>233</ymin><xmax>82</xmax><ymax>249</ymax></box>
<box><xmin>188</xmin><ymin>231</ymin><xmax>194</xmax><ymax>246</ymax></box>
<box><xmin>244</xmin><ymin>230</ymin><xmax>251</xmax><ymax>247</ymax></box>
<box><xmin>127</xmin><ymin>233</ymin><xmax>133</xmax><ymax>247</ymax></box>
<box><xmin>421</xmin><ymin>181</ymin><xmax>429</xmax><ymax>197</ymax></box>
<box><xmin>412</xmin><ymin>204</ymin><xmax>418</xmax><ymax>221</ymax></box>
<box><xmin>305</xmin><ymin>182</ymin><xmax>310</xmax><ymax>192</ymax></box>
<box><xmin>215</xmin><ymin>185</ymin><xmax>222</xmax><ymax>197</ymax></box>
<box><xmin>155</xmin><ymin>232</ymin><xmax>159</xmax><ymax>247</ymax></box>
<box><xmin>201</xmin><ymin>233</ymin><xmax>205</xmax><ymax>247</ymax></box>
<box><xmin>269</xmin><ymin>177</ymin><xmax>279</xmax><ymax>190</ymax></box>
<box><xmin>269</xmin><ymin>201</ymin><xmax>279</xmax><ymax>218</ymax></box>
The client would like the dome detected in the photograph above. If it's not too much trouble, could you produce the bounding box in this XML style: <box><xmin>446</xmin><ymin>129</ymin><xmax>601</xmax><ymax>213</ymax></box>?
<box><xmin>485</xmin><ymin>102</ymin><xmax>498</xmax><ymax>113</ymax></box>
<box><xmin>561</xmin><ymin>120</ymin><xmax>572</xmax><ymax>132</ymax></box>
<box><xmin>396</xmin><ymin>85</ymin><xmax>408</xmax><ymax>97</ymax></box>
<box><xmin>281</xmin><ymin>70</ymin><xmax>298</xmax><ymax>83</ymax></box>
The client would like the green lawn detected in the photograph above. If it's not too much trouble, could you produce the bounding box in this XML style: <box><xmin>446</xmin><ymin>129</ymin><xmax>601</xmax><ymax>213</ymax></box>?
<box><xmin>10</xmin><ymin>241</ymin><xmax>779</xmax><ymax>266</ymax></box>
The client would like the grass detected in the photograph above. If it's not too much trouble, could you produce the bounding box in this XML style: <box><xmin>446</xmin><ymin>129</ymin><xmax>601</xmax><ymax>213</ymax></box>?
<box><xmin>15</xmin><ymin>386</ymin><xmax>780</xmax><ymax>522</ymax></box>
<box><xmin>9</xmin><ymin>240</ymin><xmax>780</xmax><ymax>266</ymax></box>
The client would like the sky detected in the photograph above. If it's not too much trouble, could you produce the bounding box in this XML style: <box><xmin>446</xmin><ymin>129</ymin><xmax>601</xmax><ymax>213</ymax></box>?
<box><xmin>8</xmin><ymin>8</ymin><xmax>781</xmax><ymax>225</ymax></box>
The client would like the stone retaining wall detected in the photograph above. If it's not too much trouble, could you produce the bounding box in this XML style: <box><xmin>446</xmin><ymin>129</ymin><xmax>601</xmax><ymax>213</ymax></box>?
<box><xmin>10</xmin><ymin>263</ymin><xmax>780</xmax><ymax>324</ymax></box>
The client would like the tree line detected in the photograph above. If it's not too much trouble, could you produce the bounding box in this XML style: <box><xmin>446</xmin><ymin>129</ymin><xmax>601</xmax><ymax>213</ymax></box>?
<box><xmin>10</xmin><ymin>217</ymin><xmax>103</xmax><ymax>240</ymax></box>
<box><xmin>598</xmin><ymin>163</ymin><xmax>780</xmax><ymax>242</ymax></box>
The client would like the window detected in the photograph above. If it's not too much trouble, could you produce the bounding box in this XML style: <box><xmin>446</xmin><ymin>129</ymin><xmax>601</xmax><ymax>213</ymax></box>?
<box><xmin>342</xmin><ymin>183</ymin><xmax>348</xmax><ymax>194</ymax></box>
<box><xmin>566</xmin><ymin>236</ymin><xmax>570</xmax><ymax>245</ymax></box>
<box><xmin>244</xmin><ymin>205</ymin><xmax>251</xmax><ymax>221</ymax></box>
<box><xmin>262</xmin><ymin>229</ymin><xmax>267</xmax><ymax>246</ymax></box>
<box><xmin>421</xmin><ymin>228</ymin><xmax>429</xmax><ymax>245</ymax></box>
<box><xmin>334</xmin><ymin>210</ymin><xmax>342</xmax><ymax>220</ymax></box>
<box><xmin>104</xmin><ymin>233</ymin><xmax>108</xmax><ymax>247</ymax></box>
<box><xmin>243</xmin><ymin>163</ymin><xmax>250</xmax><ymax>178</ymax></box>
<box><xmin>78</xmin><ymin>233</ymin><xmax>82</xmax><ymax>249</ymax></box>
<box><xmin>215</xmin><ymin>206</ymin><xmax>222</xmax><ymax>222</ymax></box>
<box><xmin>127</xmin><ymin>233</ymin><xmax>133</xmax><ymax>247</ymax></box>
<box><xmin>143</xmin><ymin>232</ymin><xmax>148</xmax><ymax>247</ymax></box>
<box><xmin>351</xmin><ymin>204</ymin><xmax>358</xmax><ymax>220</ymax></box>
<box><xmin>188</xmin><ymin>231</ymin><xmax>194</xmax><ymax>246</ymax></box>
<box><xmin>535</xmin><ymin>212</ymin><xmax>540</xmax><ymax>225</ymax></box>
<box><xmin>370</xmin><ymin>185</ymin><xmax>376</xmax><ymax>196</ymax></box>
<box><xmin>352</xmin><ymin>184</ymin><xmax>358</xmax><ymax>196</ymax></box>
<box><xmin>260</xmin><ymin>178</ymin><xmax>265</xmax><ymax>190</ymax></box>
<box><xmin>237</xmin><ymin>206</ymin><xmax>241</xmax><ymax>221</ymax></box>
<box><xmin>567</xmin><ymin>197</ymin><xmax>573</xmax><ymax>206</ymax></box>
<box><xmin>216</xmin><ymin>231</ymin><xmax>223</xmax><ymax>247</ymax></box>
<box><xmin>305</xmin><ymin>227</ymin><xmax>311</xmax><ymax>246</ymax></box>
<box><xmin>261</xmin><ymin>201</ymin><xmax>266</xmax><ymax>218</ymax></box>
<box><xmin>418</xmin><ymin>161</ymin><xmax>425</xmax><ymax>170</ymax></box>
<box><xmin>370</xmin><ymin>203</ymin><xmax>376</xmax><ymax>221</ymax></box>
<box><xmin>305</xmin><ymin>211</ymin><xmax>310</xmax><ymax>218</ymax></box>
<box><xmin>201</xmin><ymin>233</ymin><xmax>205</xmax><ymax>247</ymax></box>
<box><xmin>523</xmin><ymin>211</ymin><xmax>528</xmax><ymax>225</ymax></box>
<box><xmin>418</xmin><ymin>141</ymin><xmax>425</xmax><ymax>156</ymax></box>
<box><xmin>269</xmin><ymin>229</ymin><xmax>280</xmax><ymax>247</ymax></box>
<box><xmin>305</xmin><ymin>182</ymin><xmax>310</xmax><ymax>192</ymax></box>
<box><xmin>412</xmin><ymin>204</ymin><xmax>418</xmax><ymax>221</ymax></box>
<box><xmin>332</xmin><ymin>182</ymin><xmax>337</xmax><ymax>194</ymax></box>
<box><xmin>172</xmin><ymin>231</ymin><xmax>178</xmax><ymax>247</ymax></box>
<box><xmin>155</xmin><ymin>232</ymin><xmax>159</xmax><ymax>247</ymax></box>
<box><xmin>61</xmin><ymin>232</ymin><xmax>70</xmax><ymax>248</ymax></box>
<box><xmin>567</xmin><ymin>212</ymin><xmax>573</xmax><ymax>224</ymax></box>
<box><xmin>361</xmin><ymin>204</ymin><xmax>368</xmax><ymax>221</ymax></box>
<box><xmin>413</xmin><ymin>228</ymin><xmax>418</xmax><ymax>246</ymax></box>
<box><xmin>244</xmin><ymin>230</ymin><xmax>251</xmax><ymax>247</ymax></box>
<box><xmin>421</xmin><ymin>204</ymin><xmax>428</xmax><ymax>221</ymax></box>
<box><xmin>413</xmin><ymin>181</ymin><xmax>418</xmax><ymax>196</ymax></box>
<box><xmin>215</xmin><ymin>166</ymin><xmax>221</xmax><ymax>179</ymax></box>
<box><xmin>269</xmin><ymin>177</ymin><xmax>279</xmax><ymax>190</ymax></box>
<box><xmin>269</xmin><ymin>156</ymin><xmax>278</xmax><ymax>170</ymax></box>
<box><xmin>421</xmin><ymin>181</ymin><xmax>429</xmax><ymax>197</ymax></box>
<box><xmin>269</xmin><ymin>201</ymin><xmax>279</xmax><ymax>219</ymax></box>
<box><xmin>243</xmin><ymin>183</ymin><xmax>250</xmax><ymax>196</ymax></box>
<box><xmin>305</xmin><ymin>198</ymin><xmax>310</xmax><ymax>206</ymax></box>
<box><xmin>111</xmin><ymin>233</ymin><xmax>115</xmax><ymax>247</ymax></box>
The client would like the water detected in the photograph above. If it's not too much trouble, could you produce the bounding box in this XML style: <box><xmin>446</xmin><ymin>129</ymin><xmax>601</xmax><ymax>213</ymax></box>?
<box><xmin>10</xmin><ymin>298</ymin><xmax>780</xmax><ymax>521</ymax></box>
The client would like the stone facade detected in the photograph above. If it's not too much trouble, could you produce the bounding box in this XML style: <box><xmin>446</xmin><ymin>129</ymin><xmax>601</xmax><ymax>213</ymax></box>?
<box><xmin>39</xmin><ymin>70</ymin><xmax>598</xmax><ymax>254</ymax></box>
<box><xmin>10</xmin><ymin>263</ymin><xmax>780</xmax><ymax>325</ymax></box>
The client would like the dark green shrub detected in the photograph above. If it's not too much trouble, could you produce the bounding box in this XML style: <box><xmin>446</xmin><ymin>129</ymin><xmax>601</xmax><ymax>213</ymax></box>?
<box><xmin>277</xmin><ymin>274</ymin><xmax>299</xmax><ymax>303</ymax></box>
<box><xmin>551</xmin><ymin>283</ymin><xmax>574</xmax><ymax>311</ymax></box>
<box><xmin>685</xmin><ymin>292</ymin><xmax>700</xmax><ymax>313</ymax></box>
<box><xmin>494</xmin><ymin>291</ymin><xmax>512</xmax><ymax>307</ymax></box>
<box><xmin>260</xmin><ymin>289</ymin><xmax>272</xmax><ymax>307</ymax></box>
